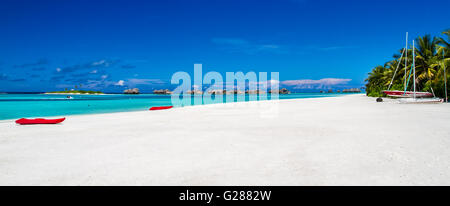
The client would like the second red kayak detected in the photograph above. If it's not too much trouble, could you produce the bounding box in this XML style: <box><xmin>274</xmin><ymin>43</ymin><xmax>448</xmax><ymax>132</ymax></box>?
<box><xmin>149</xmin><ymin>106</ymin><xmax>173</xmax><ymax>111</ymax></box>
<box><xmin>15</xmin><ymin>118</ymin><xmax>66</xmax><ymax>125</ymax></box>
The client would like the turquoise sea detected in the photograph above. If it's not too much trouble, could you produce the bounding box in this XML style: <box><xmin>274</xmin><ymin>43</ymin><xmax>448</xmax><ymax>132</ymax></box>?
<box><xmin>0</xmin><ymin>93</ymin><xmax>348</xmax><ymax>120</ymax></box>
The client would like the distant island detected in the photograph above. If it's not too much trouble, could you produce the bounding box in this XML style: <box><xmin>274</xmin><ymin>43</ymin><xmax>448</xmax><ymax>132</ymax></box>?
<box><xmin>124</xmin><ymin>88</ymin><xmax>140</xmax><ymax>94</ymax></box>
<box><xmin>45</xmin><ymin>90</ymin><xmax>104</xmax><ymax>95</ymax></box>
<box><xmin>153</xmin><ymin>89</ymin><xmax>173</xmax><ymax>94</ymax></box>
<box><xmin>151</xmin><ymin>88</ymin><xmax>293</xmax><ymax>95</ymax></box>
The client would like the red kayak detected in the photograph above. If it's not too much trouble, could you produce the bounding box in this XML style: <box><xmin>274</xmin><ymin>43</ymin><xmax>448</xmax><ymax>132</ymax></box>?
<box><xmin>15</xmin><ymin>118</ymin><xmax>66</xmax><ymax>125</ymax></box>
<box><xmin>149</xmin><ymin>106</ymin><xmax>173</xmax><ymax>111</ymax></box>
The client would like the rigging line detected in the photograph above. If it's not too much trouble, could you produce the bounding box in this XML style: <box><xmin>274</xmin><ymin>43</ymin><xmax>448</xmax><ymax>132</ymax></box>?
<box><xmin>387</xmin><ymin>48</ymin><xmax>405</xmax><ymax>90</ymax></box>
<box><xmin>404</xmin><ymin>32</ymin><xmax>408</xmax><ymax>92</ymax></box>
<box><xmin>404</xmin><ymin>62</ymin><xmax>414</xmax><ymax>94</ymax></box>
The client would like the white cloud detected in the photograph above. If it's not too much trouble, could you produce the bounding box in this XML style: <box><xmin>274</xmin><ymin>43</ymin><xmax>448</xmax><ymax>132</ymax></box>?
<box><xmin>249</xmin><ymin>80</ymin><xmax>280</xmax><ymax>85</ymax></box>
<box><xmin>90</xmin><ymin>70</ymin><xmax>98</xmax><ymax>74</ymax></box>
<box><xmin>56</xmin><ymin>68</ymin><xmax>61</xmax><ymax>72</ymax></box>
<box><xmin>92</xmin><ymin>60</ymin><xmax>106</xmax><ymax>66</ymax></box>
<box><xmin>127</xmin><ymin>78</ymin><xmax>165</xmax><ymax>86</ymax></box>
<box><xmin>307</xmin><ymin>45</ymin><xmax>359</xmax><ymax>51</ymax></box>
<box><xmin>211</xmin><ymin>38</ymin><xmax>283</xmax><ymax>54</ymax></box>
<box><xmin>282</xmin><ymin>78</ymin><xmax>351</xmax><ymax>85</ymax></box>
<box><xmin>115</xmin><ymin>80</ymin><xmax>125</xmax><ymax>86</ymax></box>
<box><xmin>89</xmin><ymin>59</ymin><xmax>116</xmax><ymax>68</ymax></box>
<box><xmin>282</xmin><ymin>78</ymin><xmax>352</xmax><ymax>89</ymax></box>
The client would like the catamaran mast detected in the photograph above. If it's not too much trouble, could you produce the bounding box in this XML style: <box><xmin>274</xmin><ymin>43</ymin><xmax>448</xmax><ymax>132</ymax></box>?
<box><xmin>413</xmin><ymin>40</ymin><xmax>416</xmax><ymax>99</ymax></box>
<box><xmin>404</xmin><ymin>32</ymin><xmax>408</xmax><ymax>92</ymax></box>
<box><xmin>387</xmin><ymin>47</ymin><xmax>405</xmax><ymax>90</ymax></box>
<box><xmin>445</xmin><ymin>49</ymin><xmax>448</xmax><ymax>102</ymax></box>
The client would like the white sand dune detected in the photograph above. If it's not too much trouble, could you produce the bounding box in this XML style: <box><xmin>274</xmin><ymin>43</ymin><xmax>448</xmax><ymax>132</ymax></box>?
<box><xmin>1</xmin><ymin>94</ymin><xmax>450</xmax><ymax>185</ymax></box>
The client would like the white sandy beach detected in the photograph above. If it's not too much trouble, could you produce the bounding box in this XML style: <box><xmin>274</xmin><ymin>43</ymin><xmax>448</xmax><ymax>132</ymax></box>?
<box><xmin>1</xmin><ymin>94</ymin><xmax>450</xmax><ymax>185</ymax></box>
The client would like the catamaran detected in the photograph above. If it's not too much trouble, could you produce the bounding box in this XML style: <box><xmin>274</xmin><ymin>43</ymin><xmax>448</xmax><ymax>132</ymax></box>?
<box><xmin>383</xmin><ymin>33</ymin><xmax>441</xmax><ymax>102</ymax></box>
<box><xmin>383</xmin><ymin>90</ymin><xmax>434</xmax><ymax>98</ymax></box>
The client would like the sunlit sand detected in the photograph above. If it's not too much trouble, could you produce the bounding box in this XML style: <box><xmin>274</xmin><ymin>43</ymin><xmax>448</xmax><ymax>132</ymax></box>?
<box><xmin>1</xmin><ymin>94</ymin><xmax>450</xmax><ymax>185</ymax></box>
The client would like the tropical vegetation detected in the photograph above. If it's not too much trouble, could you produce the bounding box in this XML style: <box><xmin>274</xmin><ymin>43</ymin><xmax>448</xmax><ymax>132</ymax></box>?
<box><xmin>46</xmin><ymin>90</ymin><xmax>104</xmax><ymax>94</ymax></box>
<box><xmin>365</xmin><ymin>29</ymin><xmax>450</xmax><ymax>98</ymax></box>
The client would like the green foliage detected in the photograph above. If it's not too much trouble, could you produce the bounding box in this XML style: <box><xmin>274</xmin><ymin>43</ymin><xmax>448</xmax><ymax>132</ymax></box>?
<box><xmin>366</xmin><ymin>30</ymin><xmax>449</xmax><ymax>98</ymax></box>
<box><xmin>47</xmin><ymin>90</ymin><xmax>104</xmax><ymax>94</ymax></box>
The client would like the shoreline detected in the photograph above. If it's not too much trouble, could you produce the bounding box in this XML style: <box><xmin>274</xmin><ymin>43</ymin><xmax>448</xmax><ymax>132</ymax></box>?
<box><xmin>43</xmin><ymin>93</ymin><xmax>106</xmax><ymax>95</ymax></box>
<box><xmin>1</xmin><ymin>94</ymin><xmax>450</xmax><ymax>185</ymax></box>
<box><xmin>0</xmin><ymin>94</ymin><xmax>352</xmax><ymax>121</ymax></box>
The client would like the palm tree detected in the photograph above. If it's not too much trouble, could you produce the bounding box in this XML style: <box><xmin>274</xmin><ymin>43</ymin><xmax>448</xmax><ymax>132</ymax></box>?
<box><xmin>437</xmin><ymin>29</ymin><xmax>450</xmax><ymax>48</ymax></box>
<box><xmin>434</xmin><ymin>29</ymin><xmax>450</xmax><ymax>98</ymax></box>
<box><xmin>384</xmin><ymin>58</ymin><xmax>404</xmax><ymax>90</ymax></box>
<box><xmin>365</xmin><ymin>65</ymin><xmax>388</xmax><ymax>96</ymax></box>
<box><xmin>413</xmin><ymin>35</ymin><xmax>440</xmax><ymax>91</ymax></box>
<box><xmin>366</xmin><ymin>30</ymin><xmax>450</xmax><ymax>97</ymax></box>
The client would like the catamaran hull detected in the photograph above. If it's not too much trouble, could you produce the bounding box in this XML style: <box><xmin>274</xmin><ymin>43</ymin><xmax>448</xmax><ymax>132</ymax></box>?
<box><xmin>398</xmin><ymin>98</ymin><xmax>443</xmax><ymax>104</ymax></box>
<box><xmin>383</xmin><ymin>90</ymin><xmax>434</xmax><ymax>98</ymax></box>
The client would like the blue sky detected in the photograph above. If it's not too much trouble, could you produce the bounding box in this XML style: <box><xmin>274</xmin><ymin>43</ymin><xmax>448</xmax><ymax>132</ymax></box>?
<box><xmin>0</xmin><ymin>0</ymin><xmax>449</xmax><ymax>92</ymax></box>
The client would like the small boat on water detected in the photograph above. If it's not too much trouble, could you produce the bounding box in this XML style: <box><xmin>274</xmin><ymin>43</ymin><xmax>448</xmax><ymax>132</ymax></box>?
<box><xmin>15</xmin><ymin>117</ymin><xmax>66</xmax><ymax>125</ymax></box>
<box><xmin>149</xmin><ymin>106</ymin><xmax>173</xmax><ymax>111</ymax></box>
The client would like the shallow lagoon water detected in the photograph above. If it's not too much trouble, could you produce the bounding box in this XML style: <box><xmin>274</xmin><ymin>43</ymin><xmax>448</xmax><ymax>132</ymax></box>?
<box><xmin>0</xmin><ymin>93</ymin><xmax>348</xmax><ymax>120</ymax></box>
